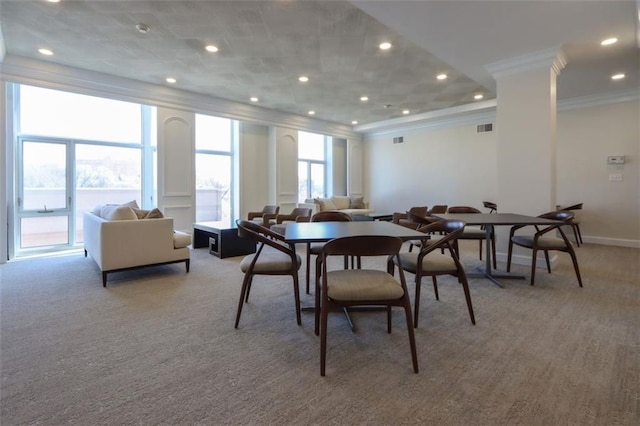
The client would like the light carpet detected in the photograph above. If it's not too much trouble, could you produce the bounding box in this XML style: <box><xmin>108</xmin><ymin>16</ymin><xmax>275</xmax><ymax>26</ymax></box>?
<box><xmin>1</xmin><ymin>242</ymin><xmax>638</xmax><ymax>425</ymax></box>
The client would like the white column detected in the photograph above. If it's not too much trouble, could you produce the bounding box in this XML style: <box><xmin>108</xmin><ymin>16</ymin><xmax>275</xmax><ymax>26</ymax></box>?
<box><xmin>486</xmin><ymin>48</ymin><xmax>566</xmax><ymax>261</ymax></box>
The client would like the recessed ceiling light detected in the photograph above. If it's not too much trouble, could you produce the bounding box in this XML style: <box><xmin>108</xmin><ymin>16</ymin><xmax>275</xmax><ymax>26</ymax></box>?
<box><xmin>601</xmin><ymin>37</ymin><xmax>618</xmax><ymax>46</ymax></box>
<box><xmin>402</xmin><ymin>110</ymin><xmax>410</xmax><ymax>115</ymax></box>
<box><xmin>250</xmin><ymin>97</ymin><xmax>259</xmax><ymax>102</ymax></box>
<box><xmin>474</xmin><ymin>94</ymin><xmax>484</xmax><ymax>100</ymax></box>
<box><xmin>46</xmin><ymin>0</ymin><xmax>60</xmax><ymax>3</ymax></box>
<box><xmin>436</xmin><ymin>74</ymin><xmax>447</xmax><ymax>80</ymax></box>
<box><xmin>611</xmin><ymin>73</ymin><xmax>625</xmax><ymax>80</ymax></box>
<box><xmin>205</xmin><ymin>44</ymin><xmax>218</xmax><ymax>53</ymax></box>
<box><xmin>383</xmin><ymin>104</ymin><xmax>392</xmax><ymax>109</ymax></box>
<box><xmin>379</xmin><ymin>42</ymin><xmax>392</xmax><ymax>50</ymax></box>
<box><xmin>360</xmin><ymin>96</ymin><xmax>369</xmax><ymax>102</ymax></box>
<box><xmin>165</xmin><ymin>77</ymin><xmax>177</xmax><ymax>84</ymax></box>
<box><xmin>298</xmin><ymin>76</ymin><xmax>309</xmax><ymax>83</ymax></box>
<box><xmin>308</xmin><ymin>110</ymin><xmax>315</xmax><ymax>115</ymax></box>
<box><xmin>351</xmin><ymin>120</ymin><xmax>358</xmax><ymax>125</ymax></box>
<box><xmin>135</xmin><ymin>23</ymin><xmax>150</xmax><ymax>34</ymax></box>
<box><xmin>38</xmin><ymin>48</ymin><xmax>54</xmax><ymax>56</ymax></box>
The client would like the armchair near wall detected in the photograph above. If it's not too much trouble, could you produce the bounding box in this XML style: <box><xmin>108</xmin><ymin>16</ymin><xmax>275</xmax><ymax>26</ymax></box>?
<box><xmin>247</xmin><ymin>205</ymin><xmax>280</xmax><ymax>227</ymax></box>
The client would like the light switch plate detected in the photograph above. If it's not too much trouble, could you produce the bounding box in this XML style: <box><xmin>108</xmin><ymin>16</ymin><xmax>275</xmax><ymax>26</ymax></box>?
<box><xmin>609</xmin><ymin>173</ymin><xmax>623</xmax><ymax>182</ymax></box>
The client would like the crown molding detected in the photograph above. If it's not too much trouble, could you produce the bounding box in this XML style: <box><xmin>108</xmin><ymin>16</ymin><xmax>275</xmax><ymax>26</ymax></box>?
<box><xmin>0</xmin><ymin>54</ymin><xmax>360</xmax><ymax>140</ymax></box>
<box><xmin>355</xmin><ymin>99</ymin><xmax>497</xmax><ymax>136</ymax></box>
<box><xmin>557</xmin><ymin>88</ymin><xmax>640</xmax><ymax>111</ymax></box>
<box><xmin>485</xmin><ymin>46</ymin><xmax>567</xmax><ymax>78</ymax></box>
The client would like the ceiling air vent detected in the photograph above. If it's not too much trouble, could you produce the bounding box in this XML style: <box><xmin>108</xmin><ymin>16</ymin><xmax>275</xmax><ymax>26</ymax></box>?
<box><xmin>393</xmin><ymin>136</ymin><xmax>404</xmax><ymax>144</ymax></box>
<box><xmin>477</xmin><ymin>123</ymin><xmax>493</xmax><ymax>133</ymax></box>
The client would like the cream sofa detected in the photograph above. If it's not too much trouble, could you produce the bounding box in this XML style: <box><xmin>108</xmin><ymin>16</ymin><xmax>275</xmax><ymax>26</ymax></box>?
<box><xmin>83</xmin><ymin>206</ymin><xmax>191</xmax><ymax>287</ymax></box>
<box><xmin>300</xmin><ymin>195</ymin><xmax>373</xmax><ymax>217</ymax></box>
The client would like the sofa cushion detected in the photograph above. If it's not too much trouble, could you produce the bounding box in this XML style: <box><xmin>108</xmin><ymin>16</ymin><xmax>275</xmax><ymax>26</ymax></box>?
<box><xmin>145</xmin><ymin>208</ymin><xmax>164</xmax><ymax>219</ymax></box>
<box><xmin>100</xmin><ymin>205</ymin><xmax>138</xmax><ymax>221</ymax></box>
<box><xmin>332</xmin><ymin>196</ymin><xmax>351</xmax><ymax>210</ymax></box>
<box><xmin>131</xmin><ymin>208</ymin><xmax>149</xmax><ymax>219</ymax></box>
<box><xmin>122</xmin><ymin>200</ymin><xmax>140</xmax><ymax>209</ymax></box>
<box><xmin>173</xmin><ymin>231</ymin><xmax>192</xmax><ymax>249</ymax></box>
<box><xmin>315</xmin><ymin>197</ymin><xmax>337</xmax><ymax>211</ymax></box>
<box><xmin>349</xmin><ymin>196</ymin><xmax>365</xmax><ymax>209</ymax></box>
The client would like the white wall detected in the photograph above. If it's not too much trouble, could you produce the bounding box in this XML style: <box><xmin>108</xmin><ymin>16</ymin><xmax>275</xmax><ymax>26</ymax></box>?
<box><xmin>364</xmin><ymin>99</ymin><xmax>640</xmax><ymax>247</ymax></box>
<box><xmin>365</xmin><ymin>123</ymin><xmax>497</xmax><ymax>213</ymax></box>
<box><xmin>557</xmin><ymin>100</ymin><xmax>639</xmax><ymax>246</ymax></box>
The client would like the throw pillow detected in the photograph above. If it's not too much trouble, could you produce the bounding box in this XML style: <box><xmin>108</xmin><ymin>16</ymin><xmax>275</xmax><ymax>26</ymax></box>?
<box><xmin>316</xmin><ymin>197</ymin><xmax>337</xmax><ymax>211</ymax></box>
<box><xmin>145</xmin><ymin>208</ymin><xmax>164</xmax><ymax>219</ymax></box>
<box><xmin>349</xmin><ymin>196</ymin><xmax>365</xmax><ymax>209</ymax></box>
<box><xmin>100</xmin><ymin>205</ymin><xmax>138</xmax><ymax>221</ymax></box>
<box><xmin>122</xmin><ymin>200</ymin><xmax>140</xmax><ymax>209</ymax></box>
<box><xmin>131</xmin><ymin>208</ymin><xmax>150</xmax><ymax>219</ymax></box>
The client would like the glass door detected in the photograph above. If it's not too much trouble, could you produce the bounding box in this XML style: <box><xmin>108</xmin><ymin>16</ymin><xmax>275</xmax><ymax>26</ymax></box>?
<box><xmin>17</xmin><ymin>138</ymin><xmax>73</xmax><ymax>252</ymax></box>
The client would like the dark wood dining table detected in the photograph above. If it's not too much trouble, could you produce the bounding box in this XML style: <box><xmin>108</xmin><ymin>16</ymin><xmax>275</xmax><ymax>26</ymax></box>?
<box><xmin>284</xmin><ymin>220</ymin><xmax>428</xmax><ymax>244</ymax></box>
<box><xmin>284</xmin><ymin>221</ymin><xmax>429</xmax><ymax>331</ymax></box>
<box><xmin>433</xmin><ymin>213</ymin><xmax>563</xmax><ymax>287</ymax></box>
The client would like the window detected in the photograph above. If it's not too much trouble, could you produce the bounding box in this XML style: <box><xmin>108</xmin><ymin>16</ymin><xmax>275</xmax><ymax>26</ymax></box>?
<box><xmin>13</xmin><ymin>84</ymin><xmax>154</xmax><ymax>256</ymax></box>
<box><xmin>298</xmin><ymin>131</ymin><xmax>327</xmax><ymax>203</ymax></box>
<box><xmin>195</xmin><ymin>114</ymin><xmax>233</xmax><ymax>222</ymax></box>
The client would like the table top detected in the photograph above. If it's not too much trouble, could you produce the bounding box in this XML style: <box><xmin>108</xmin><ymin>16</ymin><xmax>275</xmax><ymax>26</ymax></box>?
<box><xmin>433</xmin><ymin>213</ymin><xmax>561</xmax><ymax>226</ymax></box>
<box><xmin>284</xmin><ymin>221</ymin><xmax>426</xmax><ymax>243</ymax></box>
<box><xmin>193</xmin><ymin>221</ymin><xmax>236</xmax><ymax>231</ymax></box>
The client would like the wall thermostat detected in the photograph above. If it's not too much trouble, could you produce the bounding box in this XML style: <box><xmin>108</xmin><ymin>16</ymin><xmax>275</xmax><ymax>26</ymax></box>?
<box><xmin>607</xmin><ymin>155</ymin><xmax>625</xmax><ymax>165</ymax></box>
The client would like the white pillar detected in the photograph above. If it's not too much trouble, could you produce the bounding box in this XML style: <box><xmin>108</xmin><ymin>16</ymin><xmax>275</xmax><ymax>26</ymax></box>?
<box><xmin>486</xmin><ymin>48</ymin><xmax>567</xmax><ymax>260</ymax></box>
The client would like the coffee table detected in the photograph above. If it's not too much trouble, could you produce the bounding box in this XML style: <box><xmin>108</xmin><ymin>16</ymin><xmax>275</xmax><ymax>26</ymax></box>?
<box><xmin>193</xmin><ymin>221</ymin><xmax>256</xmax><ymax>258</ymax></box>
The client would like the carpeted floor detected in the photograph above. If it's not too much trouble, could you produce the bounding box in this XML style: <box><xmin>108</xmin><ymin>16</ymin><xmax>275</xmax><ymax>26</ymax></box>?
<box><xmin>1</xmin><ymin>242</ymin><xmax>638</xmax><ymax>425</ymax></box>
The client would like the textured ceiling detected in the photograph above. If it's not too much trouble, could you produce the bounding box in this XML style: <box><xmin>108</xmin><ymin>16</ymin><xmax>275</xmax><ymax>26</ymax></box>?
<box><xmin>1</xmin><ymin>0</ymin><xmax>638</xmax><ymax>128</ymax></box>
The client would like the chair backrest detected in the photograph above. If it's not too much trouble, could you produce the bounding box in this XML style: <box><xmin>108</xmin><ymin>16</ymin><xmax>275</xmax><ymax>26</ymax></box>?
<box><xmin>290</xmin><ymin>207</ymin><xmax>312</xmax><ymax>219</ymax></box>
<box><xmin>236</xmin><ymin>219</ymin><xmax>293</xmax><ymax>256</ymax></box>
<box><xmin>312</xmin><ymin>211</ymin><xmax>352</xmax><ymax>222</ymax></box>
<box><xmin>263</xmin><ymin>205</ymin><xmax>280</xmax><ymax>215</ymax></box>
<box><xmin>428</xmin><ymin>205</ymin><xmax>448</xmax><ymax>214</ymax></box>
<box><xmin>447</xmin><ymin>206</ymin><xmax>481</xmax><ymax>214</ymax></box>
<box><xmin>539</xmin><ymin>210</ymin><xmax>574</xmax><ymax>222</ymax></box>
<box><xmin>407</xmin><ymin>210</ymin><xmax>442</xmax><ymax>226</ymax></box>
<box><xmin>322</xmin><ymin>235</ymin><xmax>403</xmax><ymax>258</ymax></box>
<box><xmin>560</xmin><ymin>203</ymin><xmax>583</xmax><ymax>211</ymax></box>
<box><xmin>407</xmin><ymin>206</ymin><xmax>429</xmax><ymax>218</ymax></box>
<box><xmin>482</xmin><ymin>201</ymin><xmax>497</xmax><ymax>212</ymax></box>
<box><xmin>415</xmin><ymin>219</ymin><xmax>466</xmax><ymax>251</ymax></box>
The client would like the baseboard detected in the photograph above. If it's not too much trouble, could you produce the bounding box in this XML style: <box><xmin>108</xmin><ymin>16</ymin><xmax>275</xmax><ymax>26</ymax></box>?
<box><xmin>497</xmin><ymin>252</ymin><xmax>558</xmax><ymax>269</ymax></box>
<box><xmin>582</xmin><ymin>236</ymin><xmax>640</xmax><ymax>248</ymax></box>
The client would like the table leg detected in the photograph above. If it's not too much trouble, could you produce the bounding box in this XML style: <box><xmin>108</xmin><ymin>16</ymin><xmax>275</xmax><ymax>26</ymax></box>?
<box><xmin>467</xmin><ymin>225</ymin><xmax>525</xmax><ymax>287</ymax></box>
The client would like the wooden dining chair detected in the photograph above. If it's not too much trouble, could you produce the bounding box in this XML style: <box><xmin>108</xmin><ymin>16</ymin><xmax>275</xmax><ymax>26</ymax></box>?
<box><xmin>559</xmin><ymin>203</ymin><xmax>583</xmax><ymax>246</ymax></box>
<box><xmin>483</xmin><ymin>201</ymin><xmax>497</xmax><ymax>213</ymax></box>
<box><xmin>234</xmin><ymin>220</ymin><xmax>302</xmax><ymax>328</ymax></box>
<box><xmin>305</xmin><ymin>211</ymin><xmax>352</xmax><ymax>295</ymax></box>
<box><xmin>389</xmin><ymin>220</ymin><xmax>475</xmax><ymax>327</ymax></box>
<box><xmin>447</xmin><ymin>206</ymin><xmax>496</xmax><ymax>269</ymax></box>
<box><xmin>318</xmin><ymin>235</ymin><xmax>418</xmax><ymax>376</ymax></box>
<box><xmin>247</xmin><ymin>205</ymin><xmax>280</xmax><ymax>228</ymax></box>
<box><xmin>506</xmin><ymin>211</ymin><xmax>583</xmax><ymax>287</ymax></box>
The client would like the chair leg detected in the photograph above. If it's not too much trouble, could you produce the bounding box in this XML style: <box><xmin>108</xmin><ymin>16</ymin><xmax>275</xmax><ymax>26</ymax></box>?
<box><xmin>530</xmin><ymin>249</ymin><xmax>538</xmax><ymax>286</ymax></box>
<box><xmin>235</xmin><ymin>273</ymin><xmax>252</xmax><ymax>328</ymax></box>
<box><xmin>244</xmin><ymin>276</ymin><xmax>254</xmax><ymax>302</ymax></box>
<box><xmin>402</xmin><ymin>297</ymin><xmax>419</xmax><ymax>374</ymax></box>
<box><xmin>320</xmin><ymin>294</ymin><xmax>330</xmax><ymax>376</ymax></box>
<box><xmin>478</xmin><ymin>239</ymin><xmax>483</xmax><ymax>260</ymax></box>
<box><xmin>387</xmin><ymin>306</ymin><xmax>392</xmax><ymax>333</ymax></box>
<box><xmin>292</xmin><ymin>273</ymin><xmax>302</xmax><ymax>326</ymax></box>
<box><xmin>306</xmin><ymin>245</ymin><xmax>311</xmax><ymax>294</ymax></box>
<box><xmin>566</xmin><ymin>248</ymin><xmax>584</xmax><ymax>287</ymax></box>
<box><xmin>544</xmin><ymin>251</ymin><xmax>551</xmax><ymax>273</ymax></box>
<box><xmin>413</xmin><ymin>275</ymin><xmax>423</xmax><ymax>327</ymax></box>
<box><xmin>431</xmin><ymin>276</ymin><xmax>439</xmax><ymax>301</ymax></box>
<box><xmin>458</xmin><ymin>272</ymin><xmax>476</xmax><ymax>325</ymax></box>
<box><xmin>185</xmin><ymin>259</ymin><xmax>190</xmax><ymax>273</ymax></box>
<box><xmin>506</xmin><ymin>240</ymin><xmax>514</xmax><ymax>272</ymax></box>
<box><xmin>571</xmin><ymin>224</ymin><xmax>582</xmax><ymax>246</ymax></box>
<box><xmin>576</xmin><ymin>224</ymin><xmax>583</xmax><ymax>244</ymax></box>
